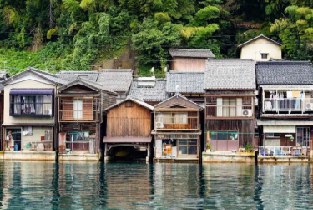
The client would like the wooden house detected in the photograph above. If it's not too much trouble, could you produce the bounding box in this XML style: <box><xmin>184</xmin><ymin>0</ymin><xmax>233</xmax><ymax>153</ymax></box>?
<box><xmin>129</xmin><ymin>76</ymin><xmax>168</xmax><ymax>105</ymax></box>
<box><xmin>152</xmin><ymin>94</ymin><xmax>203</xmax><ymax>161</ymax></box>
<box><xmin>57</xmin><ymin>77</ymin><xmax>117</xmax><ymax>160</ymax></box>
<box><xmin>204</xmin><ymin>59</ymin><xmax>256</xmax><ymax>152</ymax></box>
<box><xmin>166</xmin><ymin>71</ymin><xmax>205</xmax><ymax>107</ymax></box>
<box><xmin>169</xmin><ymin>49</ymin><xmax>215</xmax><ymax>72</ymax></box>
<box><xmin>103</xmin><ymin>98</ymin><xmax>154</xmax><ymax>161</ymax></box>
<box><xmin>256</xmin><ymin>61</ymin><xmax>313</xmax><ymax>156</ymax></box>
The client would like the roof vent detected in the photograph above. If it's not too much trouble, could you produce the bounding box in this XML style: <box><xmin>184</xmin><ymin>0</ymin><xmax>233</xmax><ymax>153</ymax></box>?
<box><xmin>137</xmin><ymin>76</ymin><xmax>156</xmax><ymax>87</ymax></box>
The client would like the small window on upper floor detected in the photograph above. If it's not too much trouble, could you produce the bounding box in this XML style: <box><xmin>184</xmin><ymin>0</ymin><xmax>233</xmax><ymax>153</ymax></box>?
<box><xmin>261</xmin><ymin>53</ymin><xmax>268</xmax><ymax>59</ymax></box>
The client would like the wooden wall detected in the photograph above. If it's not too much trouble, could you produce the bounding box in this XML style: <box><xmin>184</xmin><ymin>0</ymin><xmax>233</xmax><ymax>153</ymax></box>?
<box><xmin>206</xmin><ymin>119</ymin><xmax>255</xmax><ymax>148</ymax></box>
<box><xmin>107</xmin><ymin>102</ymin><xmax>151</xmax><ymax>137</ymax></box>
<box><xmin>171</xmin><ymin>58</ymin><xmax>206</xmax><ymax>71</ymax></box>
<box><xmin>61</xmin><ymin>98</ymin><xmax>94</xmax><ymax>121</ymax></box>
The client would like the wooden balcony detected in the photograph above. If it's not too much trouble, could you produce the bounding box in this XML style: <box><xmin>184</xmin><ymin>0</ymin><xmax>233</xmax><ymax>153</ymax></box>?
<box><xmin>205</xmin><ymin>105</ymin><xmax>254</xmax><ymax>119</ymax></box>
<box><xmin>155</xmin><ymin>111</ymin><xmax>200</xmax><ymax>130</ymax></box>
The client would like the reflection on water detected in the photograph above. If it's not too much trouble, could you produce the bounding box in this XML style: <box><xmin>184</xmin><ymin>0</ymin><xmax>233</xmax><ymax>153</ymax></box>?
<box><xmin>0</xmin><ymin>162</ymin><xmax>312</xmax><ymax>209</ymax></box>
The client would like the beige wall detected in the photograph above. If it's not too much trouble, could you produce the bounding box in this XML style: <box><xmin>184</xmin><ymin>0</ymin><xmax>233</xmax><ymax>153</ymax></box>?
<box><xmin>172</xmin><ymin>58</ymin><xmax>206</xmax><ymax>71</ymax></box>
<box><xmin>240</xmin><ymin>38</ymin><xmax>282</xmax><ymax>61</ymax></box>
<box><xmin>22</xmin><ymin>127</ymin><xmax>52</xmax><ymax>149</ymax></box>
<box><xmin>3</xmin><ymin>79</ymin><xmax>56</xmax><ymax>125</ymax></box>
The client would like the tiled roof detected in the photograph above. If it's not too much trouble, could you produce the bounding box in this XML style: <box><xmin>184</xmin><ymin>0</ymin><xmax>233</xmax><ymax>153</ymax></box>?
<box><xmin>238</xmin><ymin>34</ymin><xmax>281</xmax><ymax>48</ymax></box>
<box><xmin>105</xmin><ymin>97</ymin><xmax>154</xmax><ymax>111</ymax></box>
<box><xmin>256</xmin><ymin>61</ymin><xmax>313</xmax><ymax>85</ymax></box>
<box><xmin>32</xmin><ymin>69</ymin><xmax>68</xmax><ymax>85</ymax></box>
<box><xmin>166</xmin><ymin>71</ymin><xmax>204</xmax><ymax>94</ymax></box>
<box><xmin>169</xmin><ymin>49</ymin><xmax>215</xmax><ymax>58</ymax></box>
<box><xmin>58</xmin><ymin>70</ymin><xmax>99</xmax><ymax>82</ymax></box>
<box><xmin>155</xmin><ymin>93</ymin><xmax>203</xmax><ymax>110</ymax></box>
<box><xmin>97</xmin><ymin>69</ymin><xmax>133</xmax><ymax>92</ymax></box>
<box><xmin>204</xmin><ymin>59</ymin><xmax>256</xmax><ymax>90</ymax></box>
<box><xmin>129</xmin><ymin>79</ymin><xmax>167</xmax><ymax>102</ymax></box>
<box><xmin>0</xmin><ymin>71</ymin><xmax>8</xmax><ymax>80</ymax></box>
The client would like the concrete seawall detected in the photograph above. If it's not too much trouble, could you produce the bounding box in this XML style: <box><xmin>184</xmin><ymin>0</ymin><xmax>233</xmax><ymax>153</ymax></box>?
<box><xmin>2</xmin><ymin>151</ymin><xmax>56</xmax><ymax>161</ymax></box>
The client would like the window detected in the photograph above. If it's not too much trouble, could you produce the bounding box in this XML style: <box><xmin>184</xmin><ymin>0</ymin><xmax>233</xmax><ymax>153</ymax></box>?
<box><xmin>156</xmin><ymin>112</ymin><xmax>188</xmax><ymax>124</ymax></box>
<box><xmin>178</xmin><ymin>139</ymin><xmax>197</xmax><ymax>155</ymax></box>
<box><xmin>73</xmin><ymin>100</ymin><xmax>83</xmax><ymax>119</ymax></box>
<box><xmin>209</xmin><ymin>131</ymin><xmax>238</xmax><ymax>140</ymax></box>
<box><xmin>296</xmin><ymin>127</ymin><xmax>310</xmax><ymax>147</ymax></box>
<box><xmin>22</xmin><ymin>126</ymin><xmax>33</xmax><ymax>136</ymax></box>
<box><xmin>10</xmin><ymin>95</ymin><xmax>53</xmax><ymax>116</ymax></box>
<box><xmin>261</xmin><ymin>53</ymin><xmax>268</xmax><ymax>59</ymax></box>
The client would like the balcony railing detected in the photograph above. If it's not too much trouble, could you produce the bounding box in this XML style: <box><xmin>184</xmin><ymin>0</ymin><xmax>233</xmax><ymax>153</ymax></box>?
<box><xmin>10</xmin><ymin>103</ymin><xmax>53</xmax><ymax>116</ymax></box>
<box><xmin>259</xmin><ymin>146</ymin><xmax>309</xmax><ymax>156</ymax></box>
<box><xmin>25</xmin><ymin>141</ymin><xmax>53</xmax><ymax>151</ymax></box>
<box><xmin>155</xmin><ymin>117</ymin><xmax>199</xmax><ymax>130</ymax></box>
<box><xmin>206</xmin><ymin>105</ymin><xmax>253</xmax><ymax>118</ymax></box>
<box><xmin>59</xmin><ymin>110</ymin><xmax>99</xmax><ymax>122</ymax></box>
<box><xmin>264</xmin><ymin>98</ymin><xmax>313</xmax><ymax>113</ymax></box>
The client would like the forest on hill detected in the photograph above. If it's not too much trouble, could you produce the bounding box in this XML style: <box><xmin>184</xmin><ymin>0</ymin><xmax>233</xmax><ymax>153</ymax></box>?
<box><xmin>0</xmin><ymin>0</ymin><xmax>313</xmax><ymax>76</ymax></box>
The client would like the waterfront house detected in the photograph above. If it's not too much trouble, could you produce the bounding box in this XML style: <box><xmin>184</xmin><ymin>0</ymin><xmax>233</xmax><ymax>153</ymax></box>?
<box><xmin>166</xmin><ymin>71</ymin><xmax>204</xmax><ymax>107</ymax></box>
<box><xmin>169</xmin><ymin>49</ymin><xmax>215</xmax><ymax>71</ymax></box>
<box><xmin>129</xmin><ymin>76</ymin><xmax>167</xmax><ymax>105</ymax></box>
<box><xmin>103</xmin><ymin>97</ymin><xmax>154</xmax><ymax>161</ymax></box>
<box><xmin>97</xmin><ymin>69</ymin><xmax>133</xmax><ymax>102</ymax></box>
<box><xmin>1</xmin><ymin>68</ymin><xmax>68</xmax><ymax>160</ymax></box>
<box><xmin>57</xmin><ymin>77</ymin><xmax>117</xmax><ymax>161</ymax></box>
<box><xmin>0</xmin><ymin>71</ymin><xmax>9</xmax><ymax>151</ymax></box>
<box><xmin>204</xmin><ymin>59</ymin><xmax>256</xmax><ymax>152</ymax></box>
<box><xmin>256</xmin><ymin>61</ymin><xmax>313</xmax><ymax>157</ymax></box>
<box><xmin>238</xmin><ymin>34</ymin><xmax>282</xmax><ymax>61</ymax></box>
<box><xmin>152</xmin><ymin>94</ymin><xmax>203</xmax><ymax>161</ymax></box>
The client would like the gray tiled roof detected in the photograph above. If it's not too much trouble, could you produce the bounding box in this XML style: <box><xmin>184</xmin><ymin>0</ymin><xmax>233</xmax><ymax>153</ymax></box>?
<box><xmin>58</xmin><ymin>70</ymin><xmax>99</xmax><ymax>82</ymax></box>
<box><xmin>97</xmin><ymin>69</ymin><xmax>133</xmax><ymax>92</ymax></box>
<box><xmin>169</xmin><ymin>49</ymin><xmax>215</xmax><ymax>58</ymax></box>
<box><xmin>166</xmin><ymin>71</ymin><xmax>204</xmax><ymax>94</ymax></box>
<box><xmin>256</xmin><ymin>61</ymin><xmax>313</xmax><ymax>85</ymax></box>
<box><xmin>32</xmin><ymin>69</ymin><xmax>68</xmax><ymax>85</ymax></box>
<box><xmin>204</xmin><ymin>59</ymin><xmax>256</xmax><ymax>90</ymax></box>
<box><xmin>129</xmin><ymin>79</ymin><xmax>167</xmax><ymax>102</ymax></box>
<box><xmin>0</xmin><ymin>71</ymin><xmax>8</xmax><ymax>80</ymax></box>
<box><xmin>105</xmin><ymin>97</ymin><xmax>154</xmax><ymax>111</ymax></box>
<box><xmin>238</xmin><ymin>34</ymin><xmax>281</xmax><ymax>48</ymax></box>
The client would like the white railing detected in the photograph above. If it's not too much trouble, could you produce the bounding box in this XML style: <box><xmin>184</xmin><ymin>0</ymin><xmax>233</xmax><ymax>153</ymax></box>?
<box><xmin>264</xmin><ymin>98</ymin><xmax>313</xmax><ymax>112</ymax></box>
<box><xmin>259</xmin><ymin>146</ymin><xmax>309</xmax><ymax>156</ymax></box>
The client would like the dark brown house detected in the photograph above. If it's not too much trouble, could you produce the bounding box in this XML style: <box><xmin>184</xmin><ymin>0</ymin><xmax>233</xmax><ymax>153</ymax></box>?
<box><xmin>152</xmin><ymin>94</ymin><xmax>202</xmax><ymax>161</ymax></box>
<box><xmin>57</xmin><ymin>78</ymin><xmax>117</xmax><ymax>160</ymax></box>
<box><xmin>103</xmin><ymin>98</ymin><xmax>154</xmax><ymax>161</ymax></box>
<box><xmin>204</xmin><ymin>59</ymin><xmax>256</xmax><ymax>152</ymax></box>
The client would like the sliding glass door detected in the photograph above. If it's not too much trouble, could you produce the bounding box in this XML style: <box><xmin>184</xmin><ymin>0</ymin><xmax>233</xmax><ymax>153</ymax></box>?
<box><xmin>296</xmin><ymin>127</ymin><xmax>310</xmax><ymax>147</ymax></box>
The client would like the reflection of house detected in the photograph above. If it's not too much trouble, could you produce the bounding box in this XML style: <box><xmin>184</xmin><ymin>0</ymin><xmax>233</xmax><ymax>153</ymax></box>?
<box><xmin>204</xmin><ymin>59</ymin><xmax>256</xmax><ymax>152</ymax></box>
<box><xmin>166</xmin><ymin>71</ymin><xmax>204</xmax><ymax>107</ymax></box>
<box><xmin>97</xmin><ymin>69</ymin><xmax>133</xmax><ymax>102</ymax></box>
<box><xmin>57</xmin><ymin>77</ymin><xmax>117</xmax><ymax>160</ymax></box>
<box><xmin>152</xmin><ymin>94</ymin><xmax>202</xmax><ymax>161</ymax></box>
<box><xmin>104</xmin><ymin>98</ymin><xmax>154</xmax><ymax>161</ymax></box>
<box><xmin>256</xmin><ymin>61</ymin><xmax>313</xmax><ymax>156</ymax></box>
<box><xmin>129</xmin><ymin>77</ymin><xmax>167</xmax><ymax>106</ymax></box>
<box><xmin>1</xmin><ymin>68</ymin><xmax>67</xmax><ymax>157</ymax></box>
<box><xmin>169</xmin><ymin>49</ymin><xmax>215</xmax><ymax>71</ymax></box>
<box><xmin>238</xmin><ymin>34</ymin><xmax>282</xmax><ymax>61</ymax></box>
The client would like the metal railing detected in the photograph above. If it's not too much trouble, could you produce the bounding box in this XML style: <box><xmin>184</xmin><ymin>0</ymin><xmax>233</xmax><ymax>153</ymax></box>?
<box><xmin>205</xmin><ymin>105</ymin><xmax>253</xmax><ymax>118</ymax></box>
<box><xmin>264</xmin><ymin>98</ymin><xmax>313</xmax><ymax>112</ymax></box>
<box><xmin>259</xmin><ymin>146</ymin><xmax>309</xmax><ymax>156</ymax></box>
<box><xmin>10</xmin><ymin>103</ymin><xmax>53</xmax><ymax>116</ymax></box>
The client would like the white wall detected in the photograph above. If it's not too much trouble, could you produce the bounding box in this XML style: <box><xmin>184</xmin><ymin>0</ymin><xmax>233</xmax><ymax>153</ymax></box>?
<box><xmin>240</xmin><ymin>38</ymin><xmax>282</xmax><ymax>61</ymax></box>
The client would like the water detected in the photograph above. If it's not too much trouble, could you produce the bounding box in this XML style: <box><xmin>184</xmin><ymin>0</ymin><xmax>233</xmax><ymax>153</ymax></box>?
<box><xmin>0</xmin><ymin>162</ymin><xmax>313</xmax><ymax>210</ymax></box>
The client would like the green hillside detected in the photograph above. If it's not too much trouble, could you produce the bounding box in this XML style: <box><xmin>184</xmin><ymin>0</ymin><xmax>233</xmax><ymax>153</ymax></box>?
<box><xmin>0</xmin><ymin>0</ymin><xmax>313</xmax><ymax>76</ymax></box>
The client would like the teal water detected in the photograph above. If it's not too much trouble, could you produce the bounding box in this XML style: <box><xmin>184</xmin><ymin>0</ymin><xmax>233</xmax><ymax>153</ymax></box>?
<box><xmin>0</xmin><ymin>162</ymin><xmax>312</xmax><ymax>209</ymax></box>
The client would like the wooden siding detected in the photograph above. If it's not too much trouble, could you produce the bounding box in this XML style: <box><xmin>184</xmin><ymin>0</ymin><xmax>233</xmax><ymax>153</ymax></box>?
<box><xmin>60</xmin><ymin>98</ymin><xmax>94</xmax><ymax>121</ymax></box>
<box><xmin>155</xmin><ymin>95</ymin><xmax>201</xmax><ymax>110</ymax></box>
<box><xmin>107</xmin><ymin>102</ymin><xmax>151</xmax><ymax>137</ymax></box>
<box><xmin>171</xmin><ymin>58</ymin><xmax>206</xmax><ymax>71</ymax></box>
<box><xmin>206</xmin><ymin>119</ymin><xmax>255</xmax><ymax>148</ymax></box>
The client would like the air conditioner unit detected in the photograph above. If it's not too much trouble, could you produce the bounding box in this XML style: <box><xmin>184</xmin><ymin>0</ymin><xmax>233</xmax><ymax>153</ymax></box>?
<box><xmin>242</xmin><ymin>109</ymin><xmax>253</xmax><ymax>117</ymax></box>
<box><xmin>306</xmin><ymin>103</ymin><xmax>313</xmax><ymax>110</ymax></box>
<box><xmin>155</xmin><ymin>122</ymin><xmax>164</xmax><ymax>129</ymax></box>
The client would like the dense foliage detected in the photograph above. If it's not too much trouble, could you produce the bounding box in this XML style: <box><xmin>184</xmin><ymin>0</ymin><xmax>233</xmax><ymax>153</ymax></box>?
<box><xmin>0</xmin><ymin>0</ymin><xmax>313</xmax><ymax>75</ymax></box>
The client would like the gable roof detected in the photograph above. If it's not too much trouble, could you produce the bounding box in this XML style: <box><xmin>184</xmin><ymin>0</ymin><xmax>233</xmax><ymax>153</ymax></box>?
<box><xmin>2</xmin><ymin>68</ymin><xmax>68</xmax><ymax>86</ymax></box>
<box><xmin>256</xmin><ymin>61</ymin><xmax>313</xmax><ymax>85</ymax></box>
<box><xmin>169</xmin><ymin>49</ymin><xmax>215</xmax><ymax>58</ymax></box>
<box><xmin>105</xmin><ymin>97</ymin><xmax>154</xmax><ymax>111</ymax></box>
<box><xmin>204</xmin><ymin>59</ymin><xmax>256</xmax><ymax>90</ymax></box>
<box><xmin>97</xmin><ymin>69</ymin><xmax>133</xmax><ymax>92</ymax></box>
<box><xmin>155</xmin><ymin>93</ymin><xmax>203</xmax><ymax>110</ymax></box>
<box><xmin>58</xmin><ymin>70</ymin><xmax>99</xmax><ymax>82</ymax></box>
<box><xmin>58</xmin><ymin>77</ymin><xmax>117</xmax><ymax>94</ymax></box>
<box><xmin>166</xmin><ymin>71</ymin><xmax>204</xmax><ymax>94</ymax></box>
<box><xmin>129</xmin><ymin>79</ymin><xmax>167</xmax><ymax>102</ymax></box>
<box><xmin>238</xmin><ymin>34</ymin><xmax>281</xmax><ymax>49</ymax></box>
